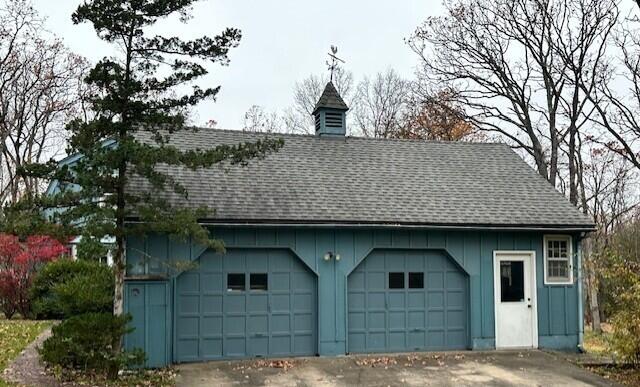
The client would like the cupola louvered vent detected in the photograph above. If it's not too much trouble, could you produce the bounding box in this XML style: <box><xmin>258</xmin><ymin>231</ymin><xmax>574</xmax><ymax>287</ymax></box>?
<box><xmin>325</xmin><ymin>112</ymin><xmax>344</xmax><ymax>128</ymax></box>
<box><xmin>312</xmin><ymin>81</ymin><xmax>349</xmax><ymax>137</ymax></box>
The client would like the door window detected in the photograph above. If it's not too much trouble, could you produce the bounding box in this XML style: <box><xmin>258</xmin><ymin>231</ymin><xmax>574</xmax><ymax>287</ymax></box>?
<box><xmin>388</xmin><ymin>272</ymin><xmax>405</xmax><ymax>289</ymax></box>
<box><xmin>500</xmin><ymin>261</ymin><xmax>524</xmax><ymax>302</ymax></box>
<box><xmin>227</xmin><ymin>273</ymin><xmax>245</xmax><ymax>291</ymax></box>
<box><xmin>408</xmin><ymin>272</ymin><xmax>424</xmax><ymax>289</ymax></box>
<box><xmin>250</xmin><ymin>273</ymin><xmax>268</xmax><ymax>291</ymax></box>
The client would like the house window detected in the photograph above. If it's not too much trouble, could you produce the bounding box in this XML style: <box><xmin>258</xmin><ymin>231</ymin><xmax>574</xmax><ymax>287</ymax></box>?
<box><xmin>388</xmin><ymin>272</ymin><xmax>404</xmax><ymax>289</ymax></box>
<box><xmin>544</xmin><ymin>235</ymin><xmax>573</xmax><ymax>285</ymax></box>
<box><xmin>227</xmin><ymin>273</ymin><xmax>245</xmax><ymax>291</ymax></box>
<box><xmin>408</xmin><ymin>272</ymin><xmax>424</xmax><ymax>289</ymax></box>
<box><xmin>250</xmin><ymin>273</ymin><xmax>268</xmax><ymax>291</ymax></box>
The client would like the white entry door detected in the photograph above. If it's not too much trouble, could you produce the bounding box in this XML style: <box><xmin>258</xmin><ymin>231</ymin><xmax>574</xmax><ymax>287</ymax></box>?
<box><xmin>494</xmin><ymin>252</ymin><xmax>538</xmax><ymax>349</ymax></box>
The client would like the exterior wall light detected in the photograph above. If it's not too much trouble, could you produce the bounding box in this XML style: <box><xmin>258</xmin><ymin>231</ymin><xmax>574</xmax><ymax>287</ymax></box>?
<box><xmin>323</xmin><ymin>252</ymin><xmax>340</xmax><ymax>261</ymax></box>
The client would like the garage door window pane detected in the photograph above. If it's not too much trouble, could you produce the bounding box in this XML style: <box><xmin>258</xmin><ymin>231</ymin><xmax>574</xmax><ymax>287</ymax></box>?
<box><xmin>389</xmin><ymin>272</ymin><xmax>404</xmax><ymax>289</ymax></box>
<box><xmin>500</xmin><ymin>261</ymin><xmax>524</xmax><ymax>302</ymax></box>
<box><xmin>250</xmin><ymin>273</ymin><xmax>268</xmax><ymax>291</ymax></box>
<box><xmin>227</xmin><ymin>273</ymin><xmax>245</xmax><ymax>291</ymax></box>
<box><xmin>409</xmin><ymin>272</ymin><xmax>424</xmax><ymax>289</ymax></box>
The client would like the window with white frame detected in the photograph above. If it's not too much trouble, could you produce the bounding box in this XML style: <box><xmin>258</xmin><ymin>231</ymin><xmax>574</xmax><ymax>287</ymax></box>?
<box><xmin>544</xmin><ymin>235</ymin><xmax>573</xmax><ymax>284</ymax></box>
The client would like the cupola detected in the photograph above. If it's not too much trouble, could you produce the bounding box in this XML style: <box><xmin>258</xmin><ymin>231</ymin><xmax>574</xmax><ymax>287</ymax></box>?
<box><xmin>312</xmin><ymin>81</ymin><xmax>349</xmax><ymax>137</ymax></box>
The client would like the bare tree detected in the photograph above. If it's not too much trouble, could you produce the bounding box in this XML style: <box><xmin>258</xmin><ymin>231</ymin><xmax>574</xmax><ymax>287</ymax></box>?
<box><xmin>0</xmin><ymin>0</ymin><xmax>87</xmax><ymax>204</ymax></box>
<box><xmin>351</xmin><ymin>69</ymin><xmax>409</xmax><ymax>138</ymax></box>
<box><xmin>279</xmin><ymin>68</ymin><xmax>413</xmax><ymax>138</ymax></box>
<box><xmin>583</xmin><ymin>8</ymin><xmax>640</xmax><ymax>173</ymax></box>
<box><xmin>242</xmin><ymin>105</ymin><xmax>282</xmax><ymax>133</ymax></box>
<box><xmin>408</xmin><ymin>0</ymin><xmax>617</xmax><ymax>205</ymax></box>
<box><xmin>283</xmin><ymin>68</ymin><xmax>355</xmax><ymax>134</ymax></box>
<box><xmin>579</xmin><ymin>141</ymin><xmax>639</xmax><ymax>332</ymax></box>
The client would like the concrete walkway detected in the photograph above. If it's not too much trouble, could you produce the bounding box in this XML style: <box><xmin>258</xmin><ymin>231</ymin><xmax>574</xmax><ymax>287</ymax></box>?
<box><xmin>2</xmin><ymin>327</ymin><xmax>62</xmax><ymax>387</ymax></box>
<box><xmin>176</xmin><ymin>350</ymin><xmax>620</xmax><ymax>387</ymax></box>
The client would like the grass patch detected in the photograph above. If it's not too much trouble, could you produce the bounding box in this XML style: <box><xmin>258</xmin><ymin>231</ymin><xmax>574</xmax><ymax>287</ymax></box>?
<box><xmin>583</xmin><ymin>328</ymin><xmax>613</xmax><ymax>356</ymax></box>
<box><xmin>582</xmin><ymin>325</ymin><xmax>640</xmax><ymax>386</ymax></box>
<box><xmin>0</xmin><ymin>319</ymin><xmax>51</xmax><ymax>370</ymax></box>
<box><xmin>52</xmin><ymin>368</ymin><xmax>177</xmax><ymax>386</ymax></box>
<box><xmin>0</xmin><ymin>318</ymin><xmax>52</xmax><ymax>386</ymax></box>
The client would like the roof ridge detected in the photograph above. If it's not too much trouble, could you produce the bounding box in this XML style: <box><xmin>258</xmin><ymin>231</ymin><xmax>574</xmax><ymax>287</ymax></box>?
<box><xmin>186</xmin><ymin>127</ymin><xmax>507</xmax><ymax>146</ymax></box>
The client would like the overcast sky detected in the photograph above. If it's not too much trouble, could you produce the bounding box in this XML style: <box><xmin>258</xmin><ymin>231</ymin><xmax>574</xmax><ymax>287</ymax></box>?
<box><xmin>32</xmin><ymin>0</ymin><xmax>439</xmax><ymax>129</ymax></box>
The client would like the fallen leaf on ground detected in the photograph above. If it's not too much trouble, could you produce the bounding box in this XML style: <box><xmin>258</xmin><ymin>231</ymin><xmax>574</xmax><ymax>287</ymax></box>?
<box><xmin>355</xmin><ymin>356</ymin><xmax>398</xmax><ymax>367</ymax></box>
<box><xmin>253</xmin><ymin>359</ymin><xmax>298</xmax><ymax>371</ymax></box>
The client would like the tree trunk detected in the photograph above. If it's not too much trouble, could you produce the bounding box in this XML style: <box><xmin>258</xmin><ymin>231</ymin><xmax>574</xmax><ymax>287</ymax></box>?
<box><xmin>108</xmin><ymin>237</ymin><xmax>125</xmax><ymax>380</ymax></box>
<box><xmin>109</xmin><ymin>124</ymin><xmax>127</xmax><ymax>380</ymax></box>
<box><xmin>568</xmin><ymin>125</ymin><xmax>578</xmax><ymax>205</ymax></box>
<box><xmin>586</xmin><ymin>259</ymin><xmax>602</xmax><ymax>334</ymax></box>
<box><xmin>107</xmin><ymin>24</ymin><xmax>135</xmax><ymax>380</ymax></box>
<box><xmin>577</xmin><ymin>142</ymin><xmax>589</xmax><ymax>215</ymax></box>
<box><xmin>549</xmin><ymin>130</ymin><xmax>558</xmax><ymax>187</ymax></box>
<box><xmin>531</xmin><ymin>138</ymin><xmax>550</xmax><ymax>182</ymax></box>
<box><xmin>113</xmin><ymin>239</ymin><xmax>125</xmax><ymax>316</ymax></box>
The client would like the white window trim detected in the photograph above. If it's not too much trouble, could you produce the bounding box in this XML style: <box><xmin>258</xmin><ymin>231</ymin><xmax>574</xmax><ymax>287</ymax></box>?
<box><xmin>543</xmin><ymin>235</ymin><xmax>573</xmax><ymax>285</ymax></box>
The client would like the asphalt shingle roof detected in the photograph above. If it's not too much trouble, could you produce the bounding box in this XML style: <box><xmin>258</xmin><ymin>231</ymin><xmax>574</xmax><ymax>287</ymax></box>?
<box><xmin>128</xmin><ymin>128</ymin><xmax>595</xmax><ymax>230</ymax></box>
<box><xmin>312</xmin><ymin>82</ymin><xmax>349</xmax><ymax>114</ymax></box>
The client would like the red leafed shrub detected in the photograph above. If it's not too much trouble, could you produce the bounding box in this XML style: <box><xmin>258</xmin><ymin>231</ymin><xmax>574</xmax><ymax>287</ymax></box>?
<box><xmin>0</xmin><ymin>234</ymin><xmax>68</xmax><ymax>319</ymax></box>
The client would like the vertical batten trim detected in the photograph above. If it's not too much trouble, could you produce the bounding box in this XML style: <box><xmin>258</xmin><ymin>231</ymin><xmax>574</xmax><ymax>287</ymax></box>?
<box><xmin>577</xmin><ymin>237</ymin><xmax>584</xmax><ymax>350</ymax></box>
<box><xmin>479</xmin><ymin>233</ymin><xmax>484</xmax><ymax>340</ymax></box>
<box><xmin>564</xmin><ymin>285</ymin><xmax>570</xmax><ymax>335</ymax></box>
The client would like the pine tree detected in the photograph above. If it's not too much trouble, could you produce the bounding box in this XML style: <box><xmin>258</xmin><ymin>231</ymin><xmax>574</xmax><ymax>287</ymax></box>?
<box><xmin>16</xmin><ymin>0</ymin><xmax>282</xmax><ymax>356</ymax></box>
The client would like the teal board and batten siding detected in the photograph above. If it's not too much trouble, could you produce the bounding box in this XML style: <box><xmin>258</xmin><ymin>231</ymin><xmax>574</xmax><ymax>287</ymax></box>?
<box><xmin>123</xmin><ymin>281</ymin><xmax>171</xmax><ymax>368</ymax></box>
<box><xmin>123</xmin><ymin>227</ymin><xmax>581</xmax><ymax>365</ymax></box>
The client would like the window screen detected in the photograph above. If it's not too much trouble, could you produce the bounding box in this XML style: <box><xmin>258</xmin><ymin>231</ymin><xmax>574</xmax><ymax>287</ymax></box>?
<box><xmin>500</xmin><ymin>261</ymin><xmax>524</xmax><ymax>302</ymax></box>
<box><xmin>227</xmin><ymin>273</ymin><xmax>245</xmax><ymax>291</ymax></box>
<box><xmin>408</xmin><ymin>272</ymin><xmax>424</xmax><ymax>289</ymax></box>
<box><xmin>250</xmin><ymin>273</ymin><xmax>268</xmax><ymax>291</ymax></box>
<box><xmin>388</xmin><ymin>272</ymin><xmax>404</xmax><ymax>289</ymax></box>
<box><xmin>548</xmin><ymin>260</ymin><xmax>569</xmax><ymax>279</ymax></box>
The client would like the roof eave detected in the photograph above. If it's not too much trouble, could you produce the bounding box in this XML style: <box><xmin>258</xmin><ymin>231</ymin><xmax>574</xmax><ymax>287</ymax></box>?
<box><xmin>125</xmin><ymin>217</ymin><xmax>596</xmax><ymax>233</ymax></box>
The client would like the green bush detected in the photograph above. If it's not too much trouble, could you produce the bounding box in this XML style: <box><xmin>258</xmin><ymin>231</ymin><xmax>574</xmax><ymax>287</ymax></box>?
<box><xmin>610</xmin><ymin>307</ymin><xmax>640</xmax><ymax>364</ymax></box>
<box><xmin>600</xmin><ymin>224</ymin><xmax>640</xmax><ymax>364</ymax></box>
<box><xmin>605</xmin><ymin>260</ymin><xmax>640</xmax><ymax>363</ymax></box>
<box><xmin>39</xmin><ymin>312</ymin><xmax>145</xmax><ymax>376</ymax></box>
<box><xmin>31</xmin><ymin>259</ymin><xmax>114</xmax><ymax>319</ymax></box>
<box><xmin>75</xmin><ymin>235</ymin><xmax>112</xmax><ymax>263</ymax></box>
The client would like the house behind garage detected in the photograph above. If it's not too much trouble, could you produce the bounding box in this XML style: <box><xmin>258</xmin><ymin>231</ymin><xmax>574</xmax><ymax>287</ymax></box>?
<box><xmin>123</xmin><ymin>82</ymin><xmax>595</xmax><ymax>367</ymax></box>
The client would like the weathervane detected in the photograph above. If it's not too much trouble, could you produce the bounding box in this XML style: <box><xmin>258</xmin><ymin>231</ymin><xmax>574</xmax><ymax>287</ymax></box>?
<box><xmin>326</xmin><ymin>45</ymin><xmax>345</xmax><ymax>82</ymax></box>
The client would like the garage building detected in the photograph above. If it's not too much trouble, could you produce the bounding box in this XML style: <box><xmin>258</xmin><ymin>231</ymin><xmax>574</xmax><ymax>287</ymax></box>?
<box><xmin>122</xmin><ymin>82</ymin><xmax>594</xmax><ymax>366</ymax></box>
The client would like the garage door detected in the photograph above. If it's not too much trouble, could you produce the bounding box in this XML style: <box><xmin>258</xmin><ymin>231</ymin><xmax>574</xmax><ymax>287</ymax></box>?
<box><xmin>348</xmin><ymin>250</ymin><xmax>468</xmax><ymax>353</ymax></box>
<box><xmin>175</xmin><ymin>249</ymin><xmax>317</xmax><ymax>362</ymax></box>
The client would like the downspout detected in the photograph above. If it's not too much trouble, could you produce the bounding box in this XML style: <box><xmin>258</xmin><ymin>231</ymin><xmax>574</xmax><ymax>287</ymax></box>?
<box><xmin>577</xmin><ymin>234</ymin><xmax>584</xmax><ymax>352</ymax></box>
